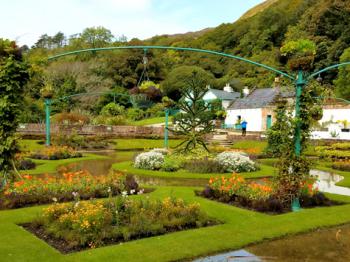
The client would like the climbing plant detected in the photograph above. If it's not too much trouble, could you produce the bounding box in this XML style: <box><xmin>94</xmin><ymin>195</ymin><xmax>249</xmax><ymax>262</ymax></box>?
<box><xmin>268</xmin><ymin>81</ymin><xmax>324</xmax><ymax>205</ymax></box>
<box><xmin>0</xmin><ymin>39</ymin><xmax>29</xmax><ymax>188</ymax></box>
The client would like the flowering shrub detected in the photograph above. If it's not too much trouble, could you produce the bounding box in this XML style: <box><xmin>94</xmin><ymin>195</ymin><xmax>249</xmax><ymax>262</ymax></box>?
<box><xmin>151</xmin><ymin>148</ymin><xmax>169</xmax><ymax>155</ymax></box>
<box><xmin>201</xmin><ymin>174</ymin><xmax>331</xmax><ymax>213</ymax></box>
<box><xmin>208</xmin><ymin>174</ymin><xmax>273</xmax><ymax>201</ymax></box>
<box><xmin>31</xmin><ymin>197</ymin><xmax>213</xmax><ymax>251</ymax></box>
<box><xmin>30</xmin><ymin>146</ymin><xmax>82</xmax><ymax>160</ymax></box>
<box><xmin>134</xmin><ymin>151</ymin><xmax>164</xmax><ymax>170</ymax></box>
<box><xmin>0</xmin><ymin>171</ymin><xmax>140</xmax><ymax>209</ymax></box>
<box><xmin>215</xmin><ymin>152</ymin><xmax>257</xmax><ymax>173</ymax></box>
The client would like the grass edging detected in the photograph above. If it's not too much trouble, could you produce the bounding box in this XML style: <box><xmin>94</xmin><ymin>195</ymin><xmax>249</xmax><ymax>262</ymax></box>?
<box><xmin>113</xmin><ymin>161</ymin><xmax>277</xmax><ymax>180</ymax></box>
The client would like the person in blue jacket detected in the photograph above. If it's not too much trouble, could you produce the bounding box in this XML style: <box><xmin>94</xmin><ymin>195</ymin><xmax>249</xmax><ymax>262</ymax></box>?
<box><xmin>241</xmin><ymin>119</ymin><xmax>248</xmax><ymax>136</ymax></box>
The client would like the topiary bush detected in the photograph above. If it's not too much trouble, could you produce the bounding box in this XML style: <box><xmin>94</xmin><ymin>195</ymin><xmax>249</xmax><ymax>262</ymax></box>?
<box><xmin>215</xmin><ymin>152</ymin><xmax>257</xmax><ymax>173</ymax></box>
<box><xmin>134</xmin><ymin>151</ymin><xmax>164</xmax><ymax>170</ymax></box>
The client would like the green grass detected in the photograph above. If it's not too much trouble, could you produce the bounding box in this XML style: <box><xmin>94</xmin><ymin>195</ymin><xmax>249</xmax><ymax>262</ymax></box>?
<box><xmin>1</xmin><ymin>187</ymin><xmax>350</xmax><ymax>261</ymax></box>
<box><xmin>114</xmin><ymin>139</ymin><xmax>182</xmax><ymax>150</ymax></box>
<box><xmin>21</xmin><ymin>154</ymin><xmax>108</xmax><ymax>175</ymax></box>
<box><xmin>126</xmin><ymin>116</ymin><xmax>173</xmax><ymax>126</ymax></box>
<box><xmin>19</xmin><ymin>139</ymin><xmax>45</xmax><ymax>152</ymax></box>
<box><xmin>113</xmin><ymin>161</ymin><xmax>277</xmax><ymax>180</ymax></box>
<box><xmin>231</xmin><ymin>140</ymin><xmax>267</xmax><ymax>154</ymax></box>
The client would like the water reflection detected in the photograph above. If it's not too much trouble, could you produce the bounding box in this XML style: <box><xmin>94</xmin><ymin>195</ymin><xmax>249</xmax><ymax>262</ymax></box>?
<box><xmin>195</xmin><ymin>224</ymin><xmax>350</xmax><ymax>262</ymax></box>
<box><xmin>311</xmin><ymin>169</ymin><xmax>350</xmax><ymax>196</ymax></box>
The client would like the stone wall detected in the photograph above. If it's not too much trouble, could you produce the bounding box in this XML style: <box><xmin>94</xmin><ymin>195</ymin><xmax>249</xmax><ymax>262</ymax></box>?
<box><xmin>17</xmin><ymin>123</ymin><xmax>168</xmax><ymax>138</ymax></box>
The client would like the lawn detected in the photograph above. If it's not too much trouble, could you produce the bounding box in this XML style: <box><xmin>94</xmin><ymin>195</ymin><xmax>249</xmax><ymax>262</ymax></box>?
<box><xmin>1</xmin><ymin>187</ymin><xmax>350</xmax><ymax>261</ymax></box>
<box><xmin>19</xmin><ymin>139</ymin><xmax>45</xmax><ymax>152</ymax></box>
<box><xmin>113</xmin><ymin>161</ymin><xmax>277</xmax><ymax>180</ymax></box>
<box><xmin>21</xmin><ymin>154</ymin><xmax>108</xmax><ymax>175</ymax></box>
<box><xmin>231</xmin><ymin>139</ymin><xmax>267</xmax><ymax>154</ymax></box>
<box><xmin>113</xmin><ymin>138</ymin><xmax>182</xmax><ymax>150</ymax></box>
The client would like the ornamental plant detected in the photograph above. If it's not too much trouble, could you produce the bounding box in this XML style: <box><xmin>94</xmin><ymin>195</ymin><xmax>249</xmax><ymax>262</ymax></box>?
<box><xmin>0</xmin><ymin>171</ymin><xmax>137</xmax><ymax>209</ymax></box>
<box><xmin>0</xmin><ymin>39</ymin><xmax>29</xmax><ymax>187</ymax></box>
<box><xmin>33</xmin><ymin>196</ymin><xmax>212</xmax><ymax>251</ymax></box>
<box><xmin>215</xmin><ymin>152</ymin><xmax>257</xmax><ymax>173</ymax></box>
<box><xmin>134</xmin><ymin>151</ymin><xmax>164</xmax><ymax>170</ymax></box>
<box><xmin>30</xmin><ymin>146</ymin><xmax>82</xmax><ymax>160</ymax></box>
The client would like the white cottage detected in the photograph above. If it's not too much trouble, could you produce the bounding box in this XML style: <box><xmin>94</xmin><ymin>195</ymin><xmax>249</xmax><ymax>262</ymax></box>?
<box><xmin>202</xmin><ymin>84</ymin><xmax>240</xmax><ymax>109</ymax></box>
<box><xmin>225</xmin><ymin>87</ymin><xmax>293</xmax><ymax>131</ymax></box>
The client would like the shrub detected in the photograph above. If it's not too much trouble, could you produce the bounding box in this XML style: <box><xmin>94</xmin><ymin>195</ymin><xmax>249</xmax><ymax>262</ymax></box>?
<box><xmin>134</xmin><ymin>151</ymin><xmax>164</xmax><ymax>170</ymax></box>
<box><xmin>151</xmin><ymin>148</ymin><xmax>169</xmax><ymax>155</ymax></box>
<box><xmin>32</xmin><ymin>197</ymin><xmax>212</xmax><ymax>251</ymax></box>
<box><xmin>54</xmin><ymin>134</ymin><xmax>114</xmax><ymax>150</ymax></box>
<box><xmin>161</xmin><ymin>158</ymin><xmax>181</xmax><ymax>172</ymax></box>
<box><xmin>184</xmin><ymin>158</ymin><xmax>225</xmax><ymax>173</ymax></box>
<box><xmin>127</xmin><ymin>108</ymin><xmax>145</xmax><ymax>121</ymax></box>
<box><xmin>0</xmin><ymin>171</ymin><xmax>137</xmax><ymax>209</ymax></box>
<box><xmin>215</xmin><ymin>152</ymin><xmax>257</xmax><ymax>173</ymax></box>
<box><xmin>18</xmin><ymin>159</ymin><xmax>36</xmax><ymax>170</ymax></box>
<box><xmin>100</xmin><ymin>103</ymin><xmax>125</xmax><ymax>117</ymax></box>
<box><xmin>52</xmin><ymin>112</ymin><xmax>90</xmax><ymax>125</ymax></box>
<box><xmin>30</xmin><ymin>146</ymin><xmax>82</xmax><ymax>160</ymax></box>
<box><xmin>92</xmin><ymin>115</ymin><xmax>127</xmax><ymax>125</ymax></box>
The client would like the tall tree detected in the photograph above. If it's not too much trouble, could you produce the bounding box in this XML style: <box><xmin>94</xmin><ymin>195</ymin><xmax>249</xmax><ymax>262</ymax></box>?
<box><xmin>80</xmin><ymin>26</ymin><xmax>114</xmax><ymax>48</ymax></box>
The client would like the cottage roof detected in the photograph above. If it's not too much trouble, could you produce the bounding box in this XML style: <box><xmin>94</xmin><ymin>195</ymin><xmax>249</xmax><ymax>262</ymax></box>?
<box><xmin>228</xmin><ymin>88</ymin><xmax>294</xmax><ymax>109</ymax></box>
<box><xmin>207</xmin><ymin>89</ymin><xmax>240</xmax><ymax>101</ymax></box>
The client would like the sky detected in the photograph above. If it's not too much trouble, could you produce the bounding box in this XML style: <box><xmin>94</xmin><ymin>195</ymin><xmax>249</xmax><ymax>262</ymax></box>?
<box><xmin>0</xmin><ymin>0</ymin><xmax>265</xmax><ymax>47</ymax></box>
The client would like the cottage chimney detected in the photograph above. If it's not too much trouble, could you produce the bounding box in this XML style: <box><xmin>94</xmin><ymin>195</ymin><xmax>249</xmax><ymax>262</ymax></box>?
<box><xmin>243</xmin><ymin>86</ymin><xmax>250</xmax><ymax>97</ymax></box>
<box><xmin>223</xmin><ymin>83</ymin><xmax>233</xmax><ymax>93</ymax></box>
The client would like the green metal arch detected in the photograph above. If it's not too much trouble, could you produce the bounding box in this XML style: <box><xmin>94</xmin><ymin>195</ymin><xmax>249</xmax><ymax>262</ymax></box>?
<box><xmin>48</xmin><ymin>45</ymin><xmax>296</xmax><ymax>80</ymax></box>
<box><xmin>309</xmin><ymin>62</ymin><xmax>350</xmax><ymax>80</ymax></box>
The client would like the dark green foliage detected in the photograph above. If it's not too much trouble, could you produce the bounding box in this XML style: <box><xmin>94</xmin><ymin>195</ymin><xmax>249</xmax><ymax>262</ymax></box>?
<box><xmin>265</xmin><ymin>100</ymin><xmax>291</xmax><ymax>157</ymax></box>
<box><xmin>0</xmin><ymin>39</ymin><xmax>29</xmax><ymax>186</ymax></box>
<box><xmin>161</xmin><ymin>66</ymin><xmax>215</xmax><ymax>101</ymax></box>
<box><xmin>184</xmin><ymin>158</ymin><xmax>225</xmax><ymax>174</ymax></box>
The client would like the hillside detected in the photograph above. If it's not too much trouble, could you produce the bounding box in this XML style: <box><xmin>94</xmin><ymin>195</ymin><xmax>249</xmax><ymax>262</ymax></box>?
<box><xmin>21</xmin><ymin>0</ymin><xmax>350</xmax><ymax>121</ymax></box>
<box><xmin>239</xmin><ymin>0</ymin><xmax>279</xmax><ymax>20</ymax></box>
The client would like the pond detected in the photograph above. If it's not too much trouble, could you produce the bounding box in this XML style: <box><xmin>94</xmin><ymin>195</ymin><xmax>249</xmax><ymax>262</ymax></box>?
<box><xmin>195</xmin><ymin>223</ymin><xmax>350</xmax><ymax>262</ymax></box>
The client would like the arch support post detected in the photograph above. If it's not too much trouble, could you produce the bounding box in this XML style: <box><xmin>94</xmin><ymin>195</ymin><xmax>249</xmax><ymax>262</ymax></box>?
<box><xmin>45</xmin><ymin>98</ymin><xmax>51</xmax><ymax>146</ymax></box>
<box><xmin>294</xmin><ymin>70</ymin><xmax>305</xmax><ymax>157</ymax></box>
<box><xmin>164</xmin><ymin>109</ymin><xmax>169</xmax><ymax>149</ymax></box>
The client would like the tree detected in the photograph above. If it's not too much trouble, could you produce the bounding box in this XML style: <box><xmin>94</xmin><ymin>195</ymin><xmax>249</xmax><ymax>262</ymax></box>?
<box><xmin>334</xmin><ymin>47</ymin><xmax>350</xmax><ymax>100</ymax></box>
<box><xmin>0</xmin><ymin>39</ymin><xmax>29</xmax><ymax>186</ymax></box>
<box><xmin>171</xmin><ymin>72</ymin><xmax>215</xmax><ymax>152</ymax></box>
<box><xmin>161</xmin><ymin>66</ymin><xmax>215</xmax><ymax>101</ymax></box>
<box><xmin>80</xmin><ymin>26</ymin><xmax>114</xmax><ymax>48</ymax></box>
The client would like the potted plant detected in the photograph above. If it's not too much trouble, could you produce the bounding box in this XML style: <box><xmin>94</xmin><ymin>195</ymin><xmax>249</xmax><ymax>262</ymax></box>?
<box><xmin>341</xmin><ymin>120</ymin><xmax>350</xmax><ymax>132</ymax></box>
<box><xmin>40</xmin><ymin>83</ymin><xmax>54</xmax><ymax>99</ymax></box>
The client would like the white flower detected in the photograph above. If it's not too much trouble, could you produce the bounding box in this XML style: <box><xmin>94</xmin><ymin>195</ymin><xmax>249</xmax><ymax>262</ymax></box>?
<box><xmin>74</xmin><ymin>201</ymin><xmax>80</xmax><ymax>208</ymax></box>
<box><xmin>52</xmin><ymin>197</ymin><xmax>57</xmax><ymax>203</ymax></box>
<box><xmin>215</xmin><ymin>152</ymin><xmax>257</xmax><ymax>173</ymax></box>
<box><xmin>134</xmin><ymin>151</ymin><xmax>164</xmax><ymax>170</ymax></box>
<box><xmin>138</xmin><ymin>189</ymin><xmax>145</xmax><ymax>195</ymax></box>
<box><xmin>107</xmin><ymin>187</ymin><xmax>112</xmax><ymax>193</ymax></box>
<box><xmin>121</xmin><ymin>191</ymin><xmax>128</xmax><ymax>198</ymax></box>
<box><xmin>130</xmin><ymin>189</ymin><xmax>136</xmax><ymax>194</ymax></box>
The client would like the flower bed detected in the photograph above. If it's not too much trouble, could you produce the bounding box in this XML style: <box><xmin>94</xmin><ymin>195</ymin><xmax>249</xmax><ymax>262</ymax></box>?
<box><xmin>30</xmin><ymin>146</ymin><xmax>82</xmax><ymax>160</ymax></box>
<box><xmin>197</xmin><ymin>174</ymin><xmax>337</xmax><ymax>214</ymax></box>
<box><xmin>215</xmin><ymin>152</ymin><xmax>258</xmax><ymax>173</ymax></box>
<box><xmin>133</xmin><ymin>149</ymin><xmax>259</xmax><ymax>174</ymax></box>
<box><xmin>24</xmin><ymin>197</ymin><xmax>216</xmax><ymax>253</ymax></box>
<box><xmin>0</xmin><ymin>171</ymin><xmax>141</xmax><ymax>209</ymax></box>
